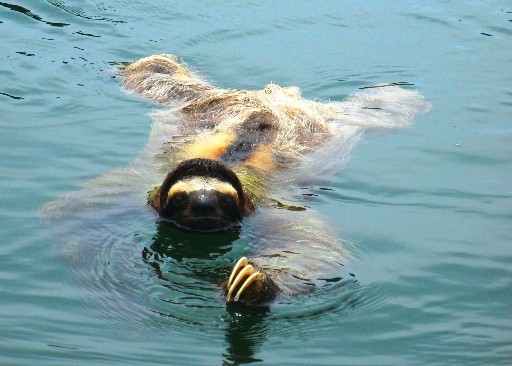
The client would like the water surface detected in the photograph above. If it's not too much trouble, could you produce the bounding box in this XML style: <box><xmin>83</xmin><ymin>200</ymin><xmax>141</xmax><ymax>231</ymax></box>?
<box><xmin>1</xmin><ymin>1</ymin><xmax>511</xmax><ymax>365</ymax></box>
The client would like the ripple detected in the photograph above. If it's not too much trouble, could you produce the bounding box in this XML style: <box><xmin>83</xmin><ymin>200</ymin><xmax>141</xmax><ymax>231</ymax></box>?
<box><xmin>185</xmin><ymin>26</ymin><xmax>270</xmax><ymax>47</ymax></box>
<box><xmin>43</xmin><ymin>182</ymin><xmax>369</xmax><ymax>343</ymax></box>
<box><xmin>74</xmin><ymin>30</ymin><xmax>101</xmax><ymax>38</ymax></box>
<box><xmin>0</xmin><ymin>2</ymin><xmax>69</xmax><ymax>27</ymax></box>
<box><xmin>0</xmin><ymin>91</ymin><xmax>24</xmax><ymax>100</ymax></box>
<box><xmin>45</xmin><ymin>202</ymin><xmax>235</xmax><ymax>336</ymax></box>
<box><xmin>216</xmin><ymin>278</ymin><xmax>362</xmax><ymax>346</ymax></box>
<box><xmin>47</xmin><ymin>0</ymin><xmax>126</xmax><ymax>24</ymax></box>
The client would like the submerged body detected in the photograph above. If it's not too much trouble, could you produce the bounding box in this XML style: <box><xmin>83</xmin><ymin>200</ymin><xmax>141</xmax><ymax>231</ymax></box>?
<box><xmin>43</xmin><ymin>54</ymin><xmax>429</xmax><ymax>306</ymax></box>
<box><xmin>120</xmin><ymin>54</ymin><xmax>430</xmax><ymax>305</ymax></box>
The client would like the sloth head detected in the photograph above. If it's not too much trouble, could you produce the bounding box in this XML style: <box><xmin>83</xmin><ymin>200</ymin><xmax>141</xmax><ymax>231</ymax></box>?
<box><xmin>149</xmin><ymin>158</ymin><xmax>254</xmax><ymax>231</ymax></box>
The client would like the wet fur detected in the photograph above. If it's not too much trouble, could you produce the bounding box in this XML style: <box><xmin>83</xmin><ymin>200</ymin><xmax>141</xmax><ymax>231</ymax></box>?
<box><xmin>123</xmin><ymin>54</ymin><xmax>340</xmax><ymax>171</ymax></box>
<box><xmin>120</xmin><ymin>54</ymin><xmax>430</xmax><ymax>303</ymax></box>
<box><xmin>41</xmin><ymin>53</ymin><xmax>429</xmax><ymax>306</ymax></box>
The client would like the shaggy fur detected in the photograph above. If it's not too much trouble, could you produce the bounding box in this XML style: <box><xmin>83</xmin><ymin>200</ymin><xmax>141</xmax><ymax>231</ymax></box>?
<box><xmin>123</xmin><ymin>54</ymin><xmax>341</xmax><ymax>168</ymax></box>
<box><xmin>42</xmin><ymin>54</ymin><xmax>429</xmax><ymax>307</ymax></box>
<box><xmin>119</xmin><ymin>54</ymin><xmax>430</xmax><ymax>305</ymax></box>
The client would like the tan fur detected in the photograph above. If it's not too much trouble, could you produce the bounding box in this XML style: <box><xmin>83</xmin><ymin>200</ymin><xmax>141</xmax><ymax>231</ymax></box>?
<box><xmin>245</xmin><ymin>145</ymin><xmax>276</xmax><ymax>172</ymax></box>
<box><xmin>178</xmin><ymin>131</ymin><xmax>236</xmax><ymax>161</ymax></box>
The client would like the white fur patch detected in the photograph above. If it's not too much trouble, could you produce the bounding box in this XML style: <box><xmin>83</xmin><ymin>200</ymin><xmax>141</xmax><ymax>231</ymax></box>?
<box><xmin>168</xmin><ymin>177</ymin><xmax>238</xmax><ymax>198</ymax></box>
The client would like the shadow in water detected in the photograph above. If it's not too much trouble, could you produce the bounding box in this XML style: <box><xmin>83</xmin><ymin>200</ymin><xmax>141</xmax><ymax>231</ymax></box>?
<box><xmin>149</xmin><ymin>220</ymin><xmax>241</xmax><ymax>260</ymax></box>
<box><xmin>223</xmin><ymin>304</ymin><xmax>270</xmax><ymax>366</ymax></box>
<box><xmin>143</xmin><ymin>220</ymin><xmax>241</xmax><ymax>282</ymax></box>
<box><xmin>143</xmin><ymin>220</ymin><xmax>271</xmax><ymax>364</ymax></box>
<box><xmin>141</xmin><ymin>220</ymin><xmax>359</xmax><ymax>365</ymax></box>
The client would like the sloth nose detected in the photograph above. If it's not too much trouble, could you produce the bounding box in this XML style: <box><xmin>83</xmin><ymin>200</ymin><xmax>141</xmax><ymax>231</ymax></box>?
<box><xmin>190</xmin><ymin>192</ymin><xmax>217</xmax><ymax>216</ymax></box>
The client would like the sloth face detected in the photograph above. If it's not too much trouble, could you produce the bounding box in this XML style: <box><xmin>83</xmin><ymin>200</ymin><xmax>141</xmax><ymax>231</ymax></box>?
<box><xmin>164</xmin><ymin>176</ymin><xmax>242</xmax><ymax>231</ymax></box>
<box><xmin>153</xmin><ymin>158</ymin><xmax>253</xmax><ymax>231</ymax></box>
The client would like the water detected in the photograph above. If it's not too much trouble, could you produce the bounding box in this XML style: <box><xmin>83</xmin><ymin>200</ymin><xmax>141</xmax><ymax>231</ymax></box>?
<box><xmin>1</xmin><ymin>1</ymin><xmax>511</xmax><ymax>365</ymax></box>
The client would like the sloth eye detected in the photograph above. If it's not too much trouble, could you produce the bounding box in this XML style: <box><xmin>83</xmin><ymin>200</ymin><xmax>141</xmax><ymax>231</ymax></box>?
<box><xmin>221</xmin><ymin>195</ymin><xmax>237</xmax><ymax>207</ymax></box>
<box><xmin>171</xmin><ymin>193</ymin><xmax>187</xmax><ymax>206</ymax></box>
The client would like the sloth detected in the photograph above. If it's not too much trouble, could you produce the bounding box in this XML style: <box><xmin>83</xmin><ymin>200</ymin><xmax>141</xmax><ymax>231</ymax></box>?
<box><xmin>119</xmin><ymin>54</ymin><xmax>430</xmax><ymax>305</ymax></box>
<box><xmin>42</xmin><ymin>54</ymin><xmax>428</xmax><ymax>307</ymax></box>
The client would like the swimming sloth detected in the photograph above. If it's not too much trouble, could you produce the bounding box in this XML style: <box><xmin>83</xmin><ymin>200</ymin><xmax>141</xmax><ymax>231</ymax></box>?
<box><xmin>119</xmin><ymin>54</ymin><xmax>430</xmax><ymax>305</ymax></box>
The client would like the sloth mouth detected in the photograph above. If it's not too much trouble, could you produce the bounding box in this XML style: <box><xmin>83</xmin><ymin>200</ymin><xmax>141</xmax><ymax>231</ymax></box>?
<box><xmin>172</xmin><ymin>216</ymin><xmax>235</xmax><ymax>232</ymax></box>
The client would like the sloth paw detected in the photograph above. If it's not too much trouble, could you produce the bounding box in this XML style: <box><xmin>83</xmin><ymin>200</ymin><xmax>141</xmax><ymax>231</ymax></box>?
<box><xmin>225</xmin><ymin>257</ymin><xmax>278</xmax><ymax>305</ymax></box>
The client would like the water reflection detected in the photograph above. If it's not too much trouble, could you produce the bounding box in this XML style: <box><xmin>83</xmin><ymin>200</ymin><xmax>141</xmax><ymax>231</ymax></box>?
<box><xmin>222</xmin><ymin>305</ymin><xmax>270</xmax><ymax>366</ymax></box>
<box><xmin>143</xmin><ymin>220</ymin><xmax>240</xmax><ymax>283</ymax></box>
<box><xmin>145</xmin><ymin>220</ymin><xmax>271</xmax><ymax>364</ymax></box>
<box><xmin>149</xmin><ymin>220</ymin><xmax>239</xmax><ymax>261</ymax></box>
<box><xmin>144</xmin><ymin>219</ymin><xmax>360</xmax><ymax>365</ymax></box>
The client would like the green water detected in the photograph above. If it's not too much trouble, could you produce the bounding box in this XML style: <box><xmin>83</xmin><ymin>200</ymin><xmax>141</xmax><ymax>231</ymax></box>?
<box><xmin>1</xmin><ymin>1</ymin><xmax>511</xmax><ymax>365</ymax></box>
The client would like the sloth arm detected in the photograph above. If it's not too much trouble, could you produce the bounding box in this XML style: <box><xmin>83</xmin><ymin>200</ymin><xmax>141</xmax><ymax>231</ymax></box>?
<box><xmin>231</xmin><ymin>207</ymin><xmax>350</xmax><ymax>301</ymax></box>
<box><xmin>121</xmin><ymin>54</ymin><xmax>216</xmax><ymax>104</ymax></box>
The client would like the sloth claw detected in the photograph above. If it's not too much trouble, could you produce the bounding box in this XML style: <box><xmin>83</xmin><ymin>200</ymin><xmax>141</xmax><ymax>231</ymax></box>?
<box><xmin>226</xmin><ymin>264</ymin><xmax>254</xmax><ymax>302</ymax></box>
<box><xmin>227</xmin><ymin>256</ymin><xmax>249</xmax><ymax>289</ymax></box>
<box><xmin>234</xmin><ymin>272</ymin><xmax>265</xmax><ymax>302</ymax></box>
<box><xmin>225</xmin><ymin>257</ymin><xmax>277</xmax><ymax>305</ymax></box>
